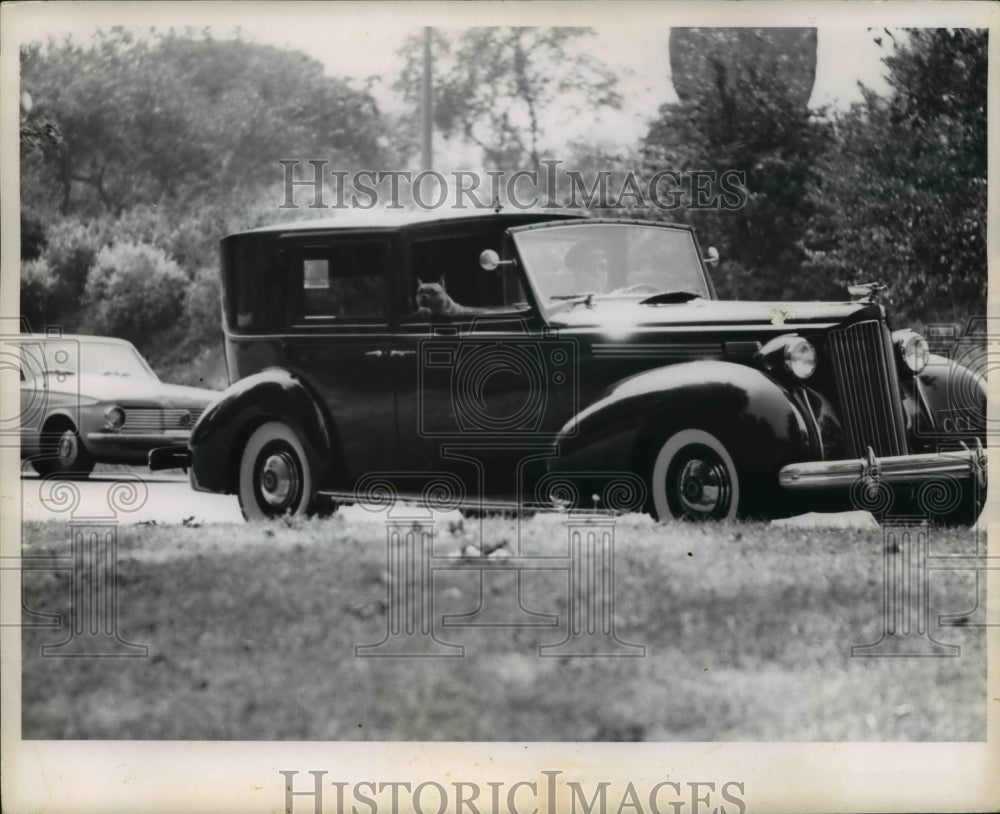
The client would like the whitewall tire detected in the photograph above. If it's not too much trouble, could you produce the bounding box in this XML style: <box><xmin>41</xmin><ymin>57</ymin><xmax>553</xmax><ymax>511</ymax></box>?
<box><xmin>238</xmin><ymin>422</ymin><xmax>313</xmax><ymax>521</ymax></box>
<box><xmin>650</xmin><ymin>429</ymin><xmax>740</xmax><ymax>521</ymax></box>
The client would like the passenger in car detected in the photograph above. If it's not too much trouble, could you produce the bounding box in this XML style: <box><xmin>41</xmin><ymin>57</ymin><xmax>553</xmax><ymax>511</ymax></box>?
<box><xmin>565</xmin><ymin>240</ymin><xmax>610</xmax><ymax>293</ymax></box>
<box><xmin>414</xmin><ymin>278</ymin><xmax>481</xmax><ymax>318</ymax></box>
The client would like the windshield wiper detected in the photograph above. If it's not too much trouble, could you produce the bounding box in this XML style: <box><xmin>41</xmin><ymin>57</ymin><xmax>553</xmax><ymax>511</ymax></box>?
<box><xmin>639</xmin><ymin>290</ymin><xmax>703</xmax><ymax>305</ymax></box>
<box><xmin>550</xmin><ymin>292</ymin><xmax>596</xmax><ymax>309</ymax></box>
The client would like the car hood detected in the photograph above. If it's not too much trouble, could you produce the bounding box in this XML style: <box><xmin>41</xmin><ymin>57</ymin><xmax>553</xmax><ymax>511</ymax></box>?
<box><xmin>47</xmin><ymin>374</ymin><xmax>219</xmax><ymax>406</ymax></box>
<box><xmin>546</xmin><ymin>297</ymin><xmax>879</xmax><ymax>332</ymax></box>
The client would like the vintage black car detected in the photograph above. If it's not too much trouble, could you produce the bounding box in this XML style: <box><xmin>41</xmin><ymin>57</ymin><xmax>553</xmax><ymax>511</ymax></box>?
<box><xmin>150</xmin><ymin>210</ymin><xmax>987</xmax><ymax>524</ymax></box>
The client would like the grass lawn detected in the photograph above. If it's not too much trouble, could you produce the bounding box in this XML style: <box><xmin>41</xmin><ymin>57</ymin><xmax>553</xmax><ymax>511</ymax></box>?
<box><xmin>20</xmin><ymin>513</ymin><xmax>986</xmax><ymax>741</ymax></box>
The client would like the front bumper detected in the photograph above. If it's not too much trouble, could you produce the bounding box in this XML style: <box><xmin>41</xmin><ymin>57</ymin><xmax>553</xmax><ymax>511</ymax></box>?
<box><xmin>88</xmin><ymin>430</ymin><xmax>192</xmax><ymax>447</ymax></box>
<box><xmin>779</xmin><ymin>442</ymin><xmax>987</xmax><ymax>490</ymax></box>
<box><xmin>84</xmin><ymin>430</ymin><xmax>193</xmax><ymax>463</ymax></box>
<box><xmin>148</xmin><ymin>445</ymin><xmax>193</xmax><ymax>471</ymax></box>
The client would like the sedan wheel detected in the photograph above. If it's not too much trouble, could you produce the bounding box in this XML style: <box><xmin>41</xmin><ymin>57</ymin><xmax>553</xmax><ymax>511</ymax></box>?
<box><xmin>238</xmin><ymin>422</ymin><xmax>314</xmax><ymax>521</ymax></box>
<box><xmin>32</xmin><ymin>424</ymin><xmax>95</xmax><ymax>478</ymax></box>
<box><xmin>650</xmin><ymin>429</ymin><xmax>740</xmax><ymax>521</ymax></box>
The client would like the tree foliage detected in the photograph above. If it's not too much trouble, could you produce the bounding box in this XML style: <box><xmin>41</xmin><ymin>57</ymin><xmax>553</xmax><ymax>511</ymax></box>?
<box><xmin>396</xmin><ymin>27</ymin><xmax>622</xmax><ymax>170</ymax></box>
<box><xmin>803</xmin><ymin>29</ymin><xmax>987</xmax><ymax>324</ymax></box>
<box><xmin>81</xmin><ymin>242</ymin><xmax>188</xmax><ymax>353</ymax></box>
<box><xmin>21</xmin><ymin>28</ymin><xmax>387</xmax><ymax>216</ymax></box>
<box><xmin>643</xmin><ymin>28</ymin><xmax>832</xmax><ymax>301</ymax></box>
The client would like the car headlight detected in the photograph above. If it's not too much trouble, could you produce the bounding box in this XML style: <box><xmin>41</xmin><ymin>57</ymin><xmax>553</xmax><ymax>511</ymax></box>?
<box><xmin>758</xmin><ymin>334</ymin><xmax>817</xmax><ymax>381</ymax></box>
<box><xmin>784</xmin><ymin>337</ymin><xmax>817</xmax><ymax>380</ymax></box>
<box><xmin>893</xmin><ymin>330</ymin><xmax>929</xmax><ymax>374</ymax></box>
<box><xmin>104</xmin><ymin>405</ymin><xmax>125</xmax><ymax>430</ymax></box>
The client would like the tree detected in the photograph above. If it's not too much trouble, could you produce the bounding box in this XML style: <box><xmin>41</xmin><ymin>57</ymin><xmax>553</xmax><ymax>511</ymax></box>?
<box><xmin>395</xmin><ymin>27</ymin><xmax>622</xmax><ymax>170</ymax></box>
<box><xmin>802</xmin><ymin>28</ymin><xmax>987</xmax><ymax>325</ymax></box>
<box><xmin>643</xmin><ymin>28</ymin><xmax>832</xmax><ymax>301</ymax></box>
<box><xmin>21</xmin><ymin>29</ymin><xmax>388</xmax><ymax>216</ymax></box>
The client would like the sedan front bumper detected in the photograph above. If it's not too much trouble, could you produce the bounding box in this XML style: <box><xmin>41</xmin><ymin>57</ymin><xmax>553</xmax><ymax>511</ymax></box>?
<box><xmin>778</xmin><ymin>442</ymin><xmax>987</xmax><ymax>490</ymax></box>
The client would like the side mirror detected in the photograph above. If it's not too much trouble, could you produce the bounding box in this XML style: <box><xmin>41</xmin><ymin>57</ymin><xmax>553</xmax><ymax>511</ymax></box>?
<box><xmin>479</xmin><ymin>249</ymin><xmax>516</xmax><ymax>271</ymax></box>
<box><xmin>703</xmin><ymin>246</ymin><xmax>720</xmax><ymax>267</ymax></box>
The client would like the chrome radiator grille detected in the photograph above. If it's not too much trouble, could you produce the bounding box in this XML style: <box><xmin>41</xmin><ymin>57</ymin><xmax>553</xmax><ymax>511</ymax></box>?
<box><xmin>827</xmin><ymin>320</ymin><xmax>908</xmax><ymax>458</ymax></box>
<box><xmin>121</xmin><ymin>408</ymin><xmax>202</xmax><ymax>433</ymax></box>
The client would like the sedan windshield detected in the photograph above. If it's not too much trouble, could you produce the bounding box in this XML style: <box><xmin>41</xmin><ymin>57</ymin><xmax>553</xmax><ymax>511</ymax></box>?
<box><xmin>43</xmin><ymin>341</ymin><xmax>157</xmax><ymax>379</ymax></box>
<box><xmin>513</xmin><ymin>223</ymin><xmax>710</xmax><ymax>306</ymax></box>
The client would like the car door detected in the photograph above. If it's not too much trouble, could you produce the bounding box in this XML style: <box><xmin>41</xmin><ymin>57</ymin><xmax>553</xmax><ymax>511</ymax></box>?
<box><xmin>390</xmin><ymin>231</ymin><xmax>577</xmax><ymax>502</ymax></box>
<box><xmin>280</xmin><ymin>236</ymin><xmax>398</xmax><ymax>489</ymax></box>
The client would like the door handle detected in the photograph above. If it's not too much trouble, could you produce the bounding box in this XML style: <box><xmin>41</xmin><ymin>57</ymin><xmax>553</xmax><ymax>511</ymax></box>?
<box><xmin>364</xmin><ymin>350</ymin><xmax>385</xmax><ymax>358</ymax></box>
<box><xmin>389</xmin><ymin>350</ymin><xmax>415</xmax><ymax>358</ymax></box>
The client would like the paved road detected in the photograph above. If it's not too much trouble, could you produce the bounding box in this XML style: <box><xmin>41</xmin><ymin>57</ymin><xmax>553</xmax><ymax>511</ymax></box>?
<box><xmin>17</xmin><ymin>468</ymin><xmax>457</xmax><ymax>526</ymax></box>
<box><xmin>19</xmin><ymin>470</ymin><xmax>246</xmax><ymax>524</ymax></box>
<box><xmin>17</xmin><ymin>468</ymin><xmax>882</xmax><ymax>529</ymax></box>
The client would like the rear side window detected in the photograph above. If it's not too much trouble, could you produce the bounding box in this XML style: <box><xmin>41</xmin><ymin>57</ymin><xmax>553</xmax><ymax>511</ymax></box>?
<box><xmin>294</xmin><ymin>241</ymin><xmax>389</xmax><ymax>323</ymax></box>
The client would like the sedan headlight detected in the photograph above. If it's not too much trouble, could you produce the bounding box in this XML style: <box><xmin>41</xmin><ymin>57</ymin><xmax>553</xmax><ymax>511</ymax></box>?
<box><xmin>104</xmin><ymin>405</ymin><xmax>125</xmax><ymax>430</ymax></box>
<box><xmin>758</xmin><ymin>334</ymin><xmax>817</xmax><ymax>381</ymax></box>
<box><xmin>893</xmin><ymin>330</ymin><xmax>929</xmax><ymax>374</ymax></box>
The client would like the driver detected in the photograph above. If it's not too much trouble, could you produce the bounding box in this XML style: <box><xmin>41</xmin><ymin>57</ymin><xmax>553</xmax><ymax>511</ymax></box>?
<box><xmin>564</xmin><ymin>240</ymin><xmax>610</xmax><ymax>293</ymax></box>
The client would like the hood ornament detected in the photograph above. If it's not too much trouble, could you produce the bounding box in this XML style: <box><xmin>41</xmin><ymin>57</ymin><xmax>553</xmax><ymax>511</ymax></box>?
<box><xmin>847</xmin><ymin>282</ymin><xmax>888</xmax><ymax>303</ymax></box>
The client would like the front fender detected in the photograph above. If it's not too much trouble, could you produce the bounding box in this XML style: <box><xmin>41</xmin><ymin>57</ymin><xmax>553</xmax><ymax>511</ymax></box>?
<box><xmin>189</xmin><ymin>369</ymin><xmax>334</xmax><ymax>494</ymax></box>
<box><xmin>904</xmin><ymin>353</ymin><xmax>987</xmax><ymax>449</ymax></box>
<box><xmin>552</xmin><ymin>361</ymin><xmax>812</xmax><ymax>505</ymax></box>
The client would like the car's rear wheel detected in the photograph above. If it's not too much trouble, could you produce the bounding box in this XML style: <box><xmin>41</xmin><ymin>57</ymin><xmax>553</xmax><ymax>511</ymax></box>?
<box><xmin>32</xmin><ymin>422</ymin><xmax>95</xmax><ymax>478</ymax></box>
<box><xmin>238</xmin><ymin>422</ymin><xmax>314</xmax><ymax>521</ymax></box>
<box><xmin>650</xmin><ymin>429</ymin><xmax>740</xmax><ymax>521</ymax></box>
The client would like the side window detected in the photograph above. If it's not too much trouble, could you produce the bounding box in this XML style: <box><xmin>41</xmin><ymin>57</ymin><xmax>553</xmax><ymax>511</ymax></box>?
<box><xmin>405</xmin><ymin>234</ymin><xmax>531</xmax><ymax>321</ymax></box>
<box><xmin>295</xmin><ymin>242</ymin><xmax>388</xmax><ymax>323</ymax></box>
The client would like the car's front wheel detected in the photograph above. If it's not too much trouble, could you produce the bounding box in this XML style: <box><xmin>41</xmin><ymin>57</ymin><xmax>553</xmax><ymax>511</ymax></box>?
<box><xmin>649</xmin><ymin>429</ymin><xmax>741</xmax><ymax>521</ymax></box>
<box><xmin>238</xmin><ymin>422</ymin><xmax>314</xmax><ymax>521</ymax></box>
<box><xmin>919</xmin><ymin>476</ymin><xmax>986</xmax><ymax>528</ymax></box>
<box><xmin>32</xmin><ymin>422</ymin><xmax>95</xmax><ymax>478</ymax></box>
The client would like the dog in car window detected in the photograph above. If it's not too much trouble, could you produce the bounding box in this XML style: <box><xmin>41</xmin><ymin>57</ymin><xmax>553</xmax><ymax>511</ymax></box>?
<box><xmin>414</xmin><ymin>279</ymin><xmax>480</xmax><ymax>318</ymax></box>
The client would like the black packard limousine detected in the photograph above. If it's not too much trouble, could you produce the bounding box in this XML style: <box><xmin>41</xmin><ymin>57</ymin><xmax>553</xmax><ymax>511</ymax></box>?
<box><xmin>150</xmin><ymin>210</ymin><xmax>987</xmax><ymax>524</ymax></box>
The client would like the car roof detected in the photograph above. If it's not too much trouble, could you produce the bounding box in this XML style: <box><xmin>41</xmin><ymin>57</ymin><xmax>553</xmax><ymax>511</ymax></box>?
<box><xmin>229</xmin><ymin>208</ymin><xmax>586</xmax><ymax>238</ymax></box>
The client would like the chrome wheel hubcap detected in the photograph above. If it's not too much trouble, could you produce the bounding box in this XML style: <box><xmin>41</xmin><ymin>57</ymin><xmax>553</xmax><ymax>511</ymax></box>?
<box><xmin>58</xmin><ymin>431</ymin><xmax>77</xmax><ymax>464</ymax></box>
<box><xmin>259</xmin><ymin>451</ymin><xmax>300</xmax><ymax>509</ymax></box>
<box><xmin>674</xmin><ymin>454</ymin><xmax>731</xmax><ymax>518</ymax></box>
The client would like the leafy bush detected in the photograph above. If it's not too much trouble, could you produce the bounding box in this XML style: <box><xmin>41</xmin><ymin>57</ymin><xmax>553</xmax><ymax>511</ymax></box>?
<box><xmin>183</xmin><ymin>266</ymin><xmax>223</xmax><ymax>349</ymax></box>
<box><xmin>39</xmin><ymin>218</ymin><xmax>107</xmax><ymax>330</ymax></box>
<box><xmin>20</xmin><ymin>258</ymin><xmax>56</xmax><ymax>331</ymax></box>
<box><xmin>20</xmin><ymin>210</ymin><xmax>47</xmax><ymax>261</ymax></box>
<box><xmin>81</xmin><ymin>242</ymin><xmax>187</xmax><ymax>354</ymax></box>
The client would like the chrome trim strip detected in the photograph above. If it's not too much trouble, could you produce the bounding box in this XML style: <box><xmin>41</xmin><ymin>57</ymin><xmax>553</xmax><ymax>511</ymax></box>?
<box><xmin>223</xmin><ymin>323</ymin><xmax>842</xmax><ymax>341</ymax></box>
<box><xmin>592</xmin><ymin>343</ymin><xmax>723</xmax><ymax>358</ymax></box>
<box><xmin>828</xmin><ymin>320</ymin><xmax>907</xmax><ymax>458</ymax></box>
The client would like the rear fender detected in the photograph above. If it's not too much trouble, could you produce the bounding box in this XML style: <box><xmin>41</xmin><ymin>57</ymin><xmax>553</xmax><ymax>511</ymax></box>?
<box><xmin>189</xmin><ymin>369</ymin><xmax>337</xmax><ymax>494</ymax></box>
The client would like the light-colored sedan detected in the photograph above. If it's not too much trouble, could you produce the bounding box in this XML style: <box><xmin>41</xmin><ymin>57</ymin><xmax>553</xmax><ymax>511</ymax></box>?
<box><xmin>18</xmin><ymin>334</ymin><xmax>218</xmax><ymax>477</ymax></box>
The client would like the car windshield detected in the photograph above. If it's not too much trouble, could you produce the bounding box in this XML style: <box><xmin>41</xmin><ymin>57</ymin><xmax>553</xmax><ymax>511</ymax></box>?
<box><xmin>512</xmin><ymin>222</ymin><xmax>710</xmax><ymax>306</ymax></box>
<box><xmin>42</xmin><ymin>340</ymin><xmax>157</xmax><ymax>379</ymax></box>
